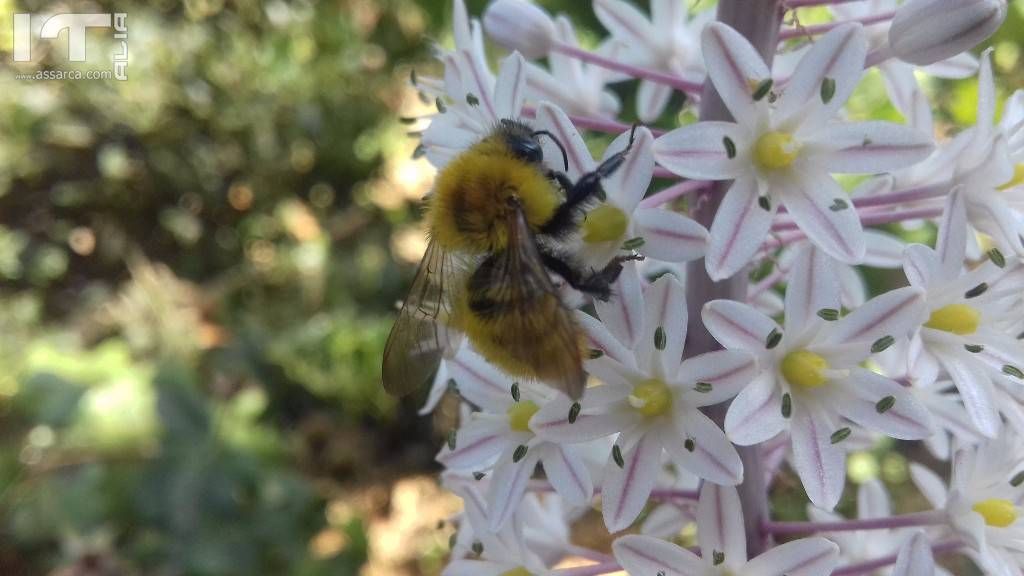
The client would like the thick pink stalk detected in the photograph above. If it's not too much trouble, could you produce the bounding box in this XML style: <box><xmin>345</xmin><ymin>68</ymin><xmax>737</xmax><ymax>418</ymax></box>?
<box><xmin>762</xmin><ymin>510</ymin><xmax>947</xmax><ymax>535</ymax></box>
<box><xmin>688</xmin><ymin>0</ymin><xmax>784</xmax><ymax>560</ymax></box>
<box><xmin>550</xmin><ymin>41</ymin><xmax>704</xmax><ymax>97</ymax></box>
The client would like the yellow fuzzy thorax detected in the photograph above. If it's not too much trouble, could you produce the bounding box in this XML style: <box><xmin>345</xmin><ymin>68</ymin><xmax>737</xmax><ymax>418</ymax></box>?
<box><xmin>428</xmin><ymin>137</ymin><xmax>558</xmax><ymax>253</ymax></box>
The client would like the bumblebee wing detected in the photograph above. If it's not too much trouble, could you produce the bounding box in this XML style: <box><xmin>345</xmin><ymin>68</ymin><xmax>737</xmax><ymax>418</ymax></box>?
<box><xmin>482</xmin><ymin>204</ymin><xmax>586</xmax><ymax>399</ymax></box>
<box><xmin>382</xmin><ymin>238</ymin><xmax>457</xmax><ymax>397</ymax></box>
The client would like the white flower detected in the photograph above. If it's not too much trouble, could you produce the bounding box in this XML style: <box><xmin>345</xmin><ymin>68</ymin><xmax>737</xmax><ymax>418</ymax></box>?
<box><xmin>422</xmin><ymin>51</ymin><xmax>529</xmax><ymax>168</ymax></box>
<box><xmin>613</xmin><ymin>484</ymin><xmax>840</xmax><ymax>576</ymax></box>
<box><xmin>654</xmin><ymin>22</ymin><xmax>934</xmax><ymax>279</ymax></box>
<box><xmin>435</xmin><ymin>348</ymin><xmax>596</xmax><ymax>530</ymax></box>
<box><xmin>903</xmin><ymin>190</ymin><xmax>1024</xmax><ymax>438</ymax></box>
<box><xmin>530</xmin><ymin>264</ymin><xmax>753</xmax><ymax>531</ymax></box>
<box><xmin>808</xmin><ymin>480</ymin><xmax>910</xmax><ymax>572</ymax></box>
<box><xmin>482</xmin><ymin>0</ymin><xmax>557</xmax><ymax>60</ymax></box>
<box><xmin>524</xmin><ymin>15</ymin><xmax>622</xmax><ymax>119</ymax></box>
<box><xmin>910</xmin><ymin>433</ymin><xmax>1024</xmax><ymax>576</ymax></box>
<box><xmin>593</xmin><ymin>0</ymin><xmax>708</xmax><ymax>122</ymax></box>
<box><xmin>533</xmin><ymin>104</ymin><xmax>708</xmax><ymax>269</ymax></box>
<box><xmin>705</xmin><ymin>243</ymin><xmax>932</xmax><ymax>509</ymax></box>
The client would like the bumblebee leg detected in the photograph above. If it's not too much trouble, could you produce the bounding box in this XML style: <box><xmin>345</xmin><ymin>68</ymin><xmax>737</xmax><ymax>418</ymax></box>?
<box><xmin>538</xmin><ymin>248</ymin><xmax>643</xmax><ymax>302</ymax></box>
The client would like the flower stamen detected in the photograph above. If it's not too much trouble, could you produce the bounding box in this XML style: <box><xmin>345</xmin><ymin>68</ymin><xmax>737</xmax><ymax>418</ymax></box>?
<box><xmin>973</xmin><ymin>498</ymin><xmax>1018</xmax><ymax>527</ymax></box>
<box><xmin>782</xmin><ymin>349</ymin><xmax>830</xmax><ymax>390</ymax></box>
<box><xmin>754</xmin><ymin>131</ymin><xmax>801</xmax><ymax>171</ymax></box>
<box><xmin>507</xmin><ymin>401</ymin><xmax>540</xmax><ymax>432</ymax></box>
<box><xmin>925</xmin><ymin>304</ymin><xmax>981</xmax><ymax>335</ymax></box>
<box><xmin>629</xmin><ymin>379</ymin><xmax>673</xmax><ymax>417</ymax></box>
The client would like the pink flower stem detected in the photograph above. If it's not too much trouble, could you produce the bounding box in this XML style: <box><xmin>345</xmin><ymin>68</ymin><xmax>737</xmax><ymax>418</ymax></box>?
<box><xmin>549</xmin><ymin>561</ymin><xmax>621</xmax><ymax>576</ymax></box>
<box><xmin>639</xmin><ymin>180</ymin><xmax>711</xmax><ymax>208</ymax></box>
<box><xmin>771</xmin><ymin>205</ymin><xmax>943</xmax><ymax>232</ymax></box>
<box><xmin>761</xmin><ymin>510</ymin><xmax>947</xmax><ymax>535</ymax></box>
<box><xmin>689</xmin><ymin>0</ymin><xmax>784</xmax><ymax>559</ymax></box>
<box><xmin>550</xmin><ymin>41</ymin><xmax>704</xmax><ymax>97</ymax></box>
<box><xmin>831</xmin><ymin>539</ymin><xmax>963</xmax><ymax>576</ymax></box>
<box><xmin>851</xmin><ymin>181</ymin><xmax>951</xmax><ymax>208</ymax></box>
<box><xmin>779</xmin><ymin>11</ymin><xmax>896</xmax><ymax>40</ymax></box>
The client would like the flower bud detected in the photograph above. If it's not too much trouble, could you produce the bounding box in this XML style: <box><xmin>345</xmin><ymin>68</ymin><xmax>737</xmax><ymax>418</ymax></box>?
<box><xmin>483</xmin><ymin>0</ymin><xmax>556</xmax><ymax>60</ymax></box>
<box><xmin>889</xmin><ymin>0</ymin><xmax>1007</xmax><ymax>66</ymax></box>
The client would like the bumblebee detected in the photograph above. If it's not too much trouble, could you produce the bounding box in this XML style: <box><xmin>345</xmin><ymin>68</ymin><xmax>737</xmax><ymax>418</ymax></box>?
<box><xmin>382</xmin><ymin>119</ymin><xmax>636</xmax><ymax>400</ymax></box>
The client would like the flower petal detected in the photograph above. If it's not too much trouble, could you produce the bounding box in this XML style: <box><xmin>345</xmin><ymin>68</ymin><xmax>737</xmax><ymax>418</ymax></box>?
<box><xmin>776</xmin><ymin>23</ymin><xmax>867</xmax><ymax>129</ymax></box>
<box><xmin>637</xmin><ymin>272</ymin><xmax>688</xmax><ymax>377</ymax></box>
<box><xmin>909</xmin><ymin>462</ymin><xmax>948</xmax><ymax>509</ymax></box>
<box><xmin>702</xmin><ymin>299</ymin><xmax>780</xmax><ymax>354</ymax></box>
<box><xmin>826</xmin><ymin>286</ymin><xmax>926</xmax><ymax>345</ymax></box>
<box><xmin>666</xmin><ymin>409</ymin><xmax>743</xmax><ymax>485</ymax></box>
<box><xmin>653</xmin><ymin>121</ymin><xmax>747</xmax><ymax>180</ymax></box>
<box><xmin>812</xmin><ymin>121</ymin><xmax>934</xmax><ymax>174</ymax></box>
<box><xmin>593</xmin><ymin>0</ymin><xmax>654</xmax><ymax>47</ymax></box>
<box><xmin>437</xmin><ymin>418</ymin><xmax>509</xmax><ymax>470</ymax></box>
<box><xmin>696</xmin><ymin>483</ymin><xmax>746</xmax><ymax>566</ymax></box>
<box><xmin>702</xmin><ymin>22</ymin><xmax>769</xmax><ymax>127</ymax></box>
<box><xmin>487</xmin><ymin>446</ymin><xmax>541</xmax><ymax>530</ymax></box>
<box><xmin>725</xmin><ymin>374</ymin><xmax>787</xmax><ymax>445</ymax></box>
<box><xmin>784</xmin><ymin>243</ymin><xmax>840</xmax><ymax>334</ymax></box>
<box><xmin>448</xmin><ymin>348</ymin><xmax>515</xmax><ymax>411</ymax></box>
<box><xmin>602</xmin><ymin>431</ymin><xmax>662</xmax><ymax>532</ymax></box>
<box><xmin>531</xmin><ymin>394</ymin><xmax>637</xmax><ymax>444</ymax></box>
<box><xmin>707</xmin><ymin>176</ymin><xmax>775</xmax><ymax>280</ymax></box>
<box><xmin>494</xmin><ymin>52</ymin><xmax>527</xmax><ymax>120</ymax></box>
<box><xmin>677</xmin><ymin>350</ymin><xmax>758</xmax><ymax>406</ymax></box>
<box><xmin>604</xmin><ymin>126</ymin><xmax>655</xmax><ymax>212</ymax></box>
<box><xmin>743</xmin><ymin>537</ymin><xmax>839</xmax><ymax>576</ymax></box>
<box><xmin>902</xmin><ymin>244</ymin><xmax>939</xmax><ymax>290</ymax></box>
<box><xmin>596</xmin><ymin>260</ymin><xmax>646</xmax><ymax>349</ymax></box>
<box><xmin>575</xmin><ymin>310</ymin><xmax>635</xmax><ymax>367</ymax></box>
<box><xmin>858</xmin><ymin>479</ymin><xmax>891</xmax><ymax>519</ymax></box>
<box><xmin>935</xmin><ymin>188</ymin><xmax>967</xmax><ymax>278</ymax></box>
<box><xmin>635</xmin><ymin>208</ymin><xmax>709</xmax><ymax>262</ymax></box>
<box><xmin>535</xmin><ymin>101</ymin><xmax>596</xmax><ymax>180</ymax></box>
<box><xmin>892</xmin><ymin>531</ymin><xmax>935</xmax><ymax>576</ymax></box>
<box><xmin>863</xmin><ymin>229</ymin><xmax>907</xmax><ymax>268</ymax></box>
<box><xmin>834</xmin><ymin>368</ymin><xmax>934</xmax><ymax>440</ymax></box>
<box><xmin>540</xmin><ymin>444</ymin><xmax>593</xmax><ymax>507</ymax></box>
<box><xmin>780</xmin><ymin>173</ymin><xmax>865</xmax><ymax>264</ymax></box>
<box><xmin>612</xmin><ymin>534</ymin><xmax>707</xmax><ymax>576</ymax></box>
<box><xmin>637</xmin><ymin>79</ymin><xmax>673</xmax><ymax>123</ymax></box>
<box><xmin>790</xmin><ymin>405</ymin><xmax>846</xmax><ymax>510</ymax></box>
<box><xmin>934</xmin><ymin>351</ymin><xmax>1001</xmax><ymax>438</ymax></box>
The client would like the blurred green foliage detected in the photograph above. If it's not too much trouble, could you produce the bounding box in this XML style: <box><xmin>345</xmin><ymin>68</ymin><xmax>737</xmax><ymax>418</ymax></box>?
<box><xmin>0</xmin><ymin>0</ymin><xmax>1020</xmax><ymax>574</ymax></box>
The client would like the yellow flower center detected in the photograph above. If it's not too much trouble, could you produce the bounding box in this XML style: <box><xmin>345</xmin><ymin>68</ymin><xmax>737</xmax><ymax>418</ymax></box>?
<box><xmin>582</xmin><ymin>203</ymin><xmax>628</xmax><ymax>243</ymax></box>
<box><xmin>754</xmin><ymin>131</ymin><xmax>801</xmax><ymax>171</ymax></box>
<box><xmin>998</xmin><ymin>163</ymin><xmax>1024</xmax><ymax>191</ymax></box>
<box><xmin>629</xmin><ymin>379</ymin><xmax>673</xmax><ymax>418</ymax></box>
<box><xmin>925</xmin><ymin>304</ymin><xmax>981</xmax><ymax>335</ymax></box>
<box><xmin>500</xmin><ymin>569</ymin><xmax>532</xmax><ymax>576</ymax></box>
<box><xmin>782</xmin><ymin>350</ymin><xmax>830</xmax><ymax>390</ymax></box>
<box><xmin>973</xmin><ymin>498</ymin><xmax>1018</xmax><ymax>527</ymax></box>
<box><xmin>507</xmin><ymin>401</ymin><xmax>540</xmax><ymax>432</ymax></box>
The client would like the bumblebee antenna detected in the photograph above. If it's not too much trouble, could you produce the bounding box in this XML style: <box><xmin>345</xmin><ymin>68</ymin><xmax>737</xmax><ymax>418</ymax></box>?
<box><xmin>531</xmin><ymin>130</ymin><xmax>569</xmax><ymax>172</ymax></box>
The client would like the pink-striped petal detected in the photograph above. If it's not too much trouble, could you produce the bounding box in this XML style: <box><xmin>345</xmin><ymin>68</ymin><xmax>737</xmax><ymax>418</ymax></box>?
<box><xmin>540</xmin><ymin>444</ymin><xmax>593</xmax><ymax>506</ymax></box>
<box><xmin>666</xmin><ymin>409</ymin><xmax>743</xmax><ymax>485</ymax></box>
<box><xmin>776</xmin><ymin>23</ymin><xmax>867</xmax><ymax>130</ymax></box>
<box><xmin>637</xmin><ymin>272</ymin><xmax>688</xmax><ymax>377</ymax></box>
<box><xmin>892</xmin><ymin>531</ymin><xmax>936</xmax><ymax>576</ymax></box>
<box><xmin>909</xmin><ymin>462</ymin><xmax>948</xmax><ymax>509</ymax></box>
<box><xmin>603</xmin><ymin>126</ymin><xmax>655</xmax><ymax>212</ymax></box>
<box><xmin>534</xmin><ymin>101</ymin><xmax>596</xmax><ymax>180</ymax></box>
<box><xmin>635</xmin><ymin>208</ymin><xmax>709</xmax><ymax>263</ymax></box>
<box><xmin>743</xmin><ymin>537</ymin><xmax>839</xmax><ymax>576</ymax></box>
<box><xmin>902</xmin><ymin>244</ymin><xmax>939</xmax><ymax>290</ymax></box>
<box><xmin>707</xmin><ymin>176</ymin><xmax>775</xmax><ymax>280</ymax></box>
<box><xmin>935</xmin><ymin>351</ymin><xmax>1000</xmax><ymax>438</ymax></box>
<box><xmin>637</xmin><ymin>79</ymin><xmax>673</xmax><ymax>123</ymax></box>
<box><xmin>780</xmin><ymin>173</ymin><xmax>865</xmax><ymax>264</ymax></box>
<box><xmin>702</xmin><ymin>299</ymin><xmax>780</xmax><ymax>354</ymax></box>
<box><xmin>531</xmin><ymin>395</ymin><xmax>636</xmax><ymax>444</ymax></box>
<box><xmin>935</xmin><ymin>188</ymin><xmax>967</xmax><ymax>277</ymax></box>
<box><xmin>812</xmin><ymin>121</ymin><xmax>934</xmax><ymax>174</ymax></box>
<box><xmin>593</xmin><ymin>0</ymin><xmax>654</xmax><ymax>47</ymax></box>
<box><xmin>437</xmin><ymin>419</ymin><xmax>509</xmax><ymax>470</ymax></box>
<box><xmin>653</xmin><ymin>121</ymin><xmax>747</xmax><ymax>180</ymax></box>
<box><xmin>725</xmin><ymin>374</ymin><xmax>787</xmax><ymax>446</ymax></box>
<box><xmin>676</xmin><ymin>350</ymin><xmax>758</xmax><ymax>406</ymax></box>
<box><xmin>784</xmin><ymin>243</ymin><xmax>840</xmax><ymax>334</ymax></box>
<box><xmin>596</xmin><ymin>260</ymin><xmax>646</xmax><ymax>349</ymax></box>
<box><xmin>834</xmin><ymin>368</ymin><xmax>934</xmax><ymax>440</ymax></box>
<box><xmin>696</xmin><ymin>483</ymin><xmax>746</xmax><ymax>566</ymax></box>
<box><xmin>702</xmin><ymin>22</ymin><xmax>769</xmax><ymax>127</ymax></box>
<box><xmin>612</xmin><ymin>534</ymin><xmax>707</xmax><ymax>576</ymax></box>
<box><xmin>494</xmin><ymin>52</ymin><xmax>527</xmax><ymax>120</ymax></box>
<box><xmin>487</xmin><ymin>445</ymin><xmax>541</xmax><ymax>530</ymax></box>
<box><xmin>602</xmin><ymin>431</ymin><xmax>662</xmax><ymax>532</ymax></box>
<box><xmin>826</xmin><ymin>286</ymin><xmax>926</xmax><ymax>345</ymax></box>
<box><xmin>790</xmin><ymin>405</ymin><xmax>846</xmax><ymax>510</ymax></box>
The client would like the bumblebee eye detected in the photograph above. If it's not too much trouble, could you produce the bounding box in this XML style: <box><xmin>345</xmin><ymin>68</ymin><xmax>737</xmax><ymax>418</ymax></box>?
<box><xmin>509</xmin><ymin>136</ymin><xmax>543</xmax><ymax>164</ymax></box>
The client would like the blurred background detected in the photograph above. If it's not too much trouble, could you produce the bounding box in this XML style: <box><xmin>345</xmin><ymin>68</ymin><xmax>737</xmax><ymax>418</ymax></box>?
<box><xmin>0</xmin><ymin>0</ymin><xmax>1020</xmax><ymax>574</ymax></box>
